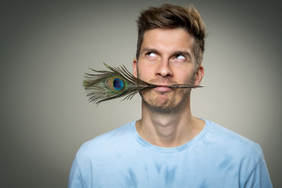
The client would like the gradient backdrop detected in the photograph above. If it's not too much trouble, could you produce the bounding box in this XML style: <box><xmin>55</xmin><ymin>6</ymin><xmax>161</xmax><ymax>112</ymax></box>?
<box><xmin>1</xmin><ymin>0</ymin><xmax>281</xmax><ymax>187</ymax></box>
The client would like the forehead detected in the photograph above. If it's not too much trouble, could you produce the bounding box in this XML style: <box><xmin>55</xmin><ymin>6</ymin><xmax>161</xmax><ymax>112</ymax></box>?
<box><xmin>141</xmin><ymin>28</ymin><xmax>195</xmax><ymax>55</ymax></box>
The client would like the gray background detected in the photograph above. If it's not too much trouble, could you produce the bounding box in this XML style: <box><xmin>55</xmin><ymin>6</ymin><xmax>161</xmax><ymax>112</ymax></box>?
<box><xmin>1</xmin><ymin>0</ymin><xmax>281</xmax><ymax>187</ymax></box>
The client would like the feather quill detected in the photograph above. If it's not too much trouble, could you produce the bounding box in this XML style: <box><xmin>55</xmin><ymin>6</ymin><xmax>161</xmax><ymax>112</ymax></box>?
<box><xmin>83</xmin><ymin>63</ymin><xmax>203</xmax><ymax>104</ymax></box>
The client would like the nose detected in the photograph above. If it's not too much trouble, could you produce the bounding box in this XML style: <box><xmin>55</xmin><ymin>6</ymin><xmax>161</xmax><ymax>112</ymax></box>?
<box><xmin>155</xmin><ymin>59</ymin><xmax>173</xmax><ymax>77</ymax></box>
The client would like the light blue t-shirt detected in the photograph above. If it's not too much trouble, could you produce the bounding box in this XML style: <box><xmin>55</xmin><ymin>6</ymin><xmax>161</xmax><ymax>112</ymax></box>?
<box><xmin>69</xmin><ymin>119</ymin><xmax>272</xmax><ymax>188</ymax></box>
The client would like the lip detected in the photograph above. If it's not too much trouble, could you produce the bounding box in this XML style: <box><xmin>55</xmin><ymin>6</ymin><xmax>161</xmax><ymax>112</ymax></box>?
<box><xmin>154</xmin><ymin>86</ymin><xmax>172</xmax><ymax>92</ymax></box>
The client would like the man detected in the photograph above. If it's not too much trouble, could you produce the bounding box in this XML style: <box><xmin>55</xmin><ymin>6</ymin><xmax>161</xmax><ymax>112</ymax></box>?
<box><xmin>69</xmin><ymin>4</ymin><xmax>272</xmax><ymax>187</ymax></box>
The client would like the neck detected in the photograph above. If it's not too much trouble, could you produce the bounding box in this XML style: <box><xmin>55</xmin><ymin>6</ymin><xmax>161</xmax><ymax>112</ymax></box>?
<box><xmin>136</xmin><ymin>99</ymin><xmax>205</xmax><ymax>148</ymax></box>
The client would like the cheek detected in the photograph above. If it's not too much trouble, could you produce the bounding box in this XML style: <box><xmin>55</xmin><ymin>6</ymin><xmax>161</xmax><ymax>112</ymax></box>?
<box><xmin>137</xmin><ymin>66</ymin><xmax>152</xmax><ymax>79</ymax></box>
<box><xmin>176</xmin><ymin>71</ymin><xmax>194</xmax><ymax>83</ymax></box>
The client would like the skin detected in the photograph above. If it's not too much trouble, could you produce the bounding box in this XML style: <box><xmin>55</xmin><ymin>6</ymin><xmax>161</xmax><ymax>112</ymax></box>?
<box><xmin>133</xmin><ymin>28</ymin><xmax>205</xmax><ymax>147</ymax></box>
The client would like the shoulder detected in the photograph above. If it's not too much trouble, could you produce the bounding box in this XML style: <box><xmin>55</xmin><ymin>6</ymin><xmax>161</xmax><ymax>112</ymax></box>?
<box><xmin>203</xmin><ymin>119</ymin><xmax>263</xmax><ymax>161</ymax></box>
<box><xmin>75</xmin><ymin>121</ymin><xmax>135</xmax><ymax>160</ymax></box>
<box><xmin>199</xmin><ymin>119</ymin><xmax>272</xmax><ymax>187</ymax></box>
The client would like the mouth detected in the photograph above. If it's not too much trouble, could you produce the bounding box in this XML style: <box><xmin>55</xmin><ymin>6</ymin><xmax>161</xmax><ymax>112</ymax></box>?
<box><xmin>154</xmin><ymin>85</ymin><xmax>172</xmax><ymax>92</ymax></box>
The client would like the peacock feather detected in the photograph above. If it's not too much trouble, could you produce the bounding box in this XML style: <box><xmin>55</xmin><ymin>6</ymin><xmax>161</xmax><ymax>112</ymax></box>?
<box><xmin>83</xmin><ymin>63</ymin><xmax>203</xmax><ymax>104</ymax></box>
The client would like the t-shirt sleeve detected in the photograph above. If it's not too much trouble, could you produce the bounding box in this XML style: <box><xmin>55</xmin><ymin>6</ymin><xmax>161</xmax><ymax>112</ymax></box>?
<box><xmin>68</xmin><ymin>156</ymin><xmax>84</xmax><ymax>188</ymax></box>
<box><xmin>244</xmin><ymin>153</ymin><xmax>273</xmax><ymax>188</ymax></box>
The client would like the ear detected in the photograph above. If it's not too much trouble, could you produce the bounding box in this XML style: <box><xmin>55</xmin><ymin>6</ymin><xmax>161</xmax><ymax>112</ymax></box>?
<box><xmin>133</xmin><ymin>58</ymin><xmax>138</xmax><ymax>78</ymax></box>
<box><xmin>193</xmin><ymin>65</ymin><xmax>204</xmax><ymax>86</ymax></box>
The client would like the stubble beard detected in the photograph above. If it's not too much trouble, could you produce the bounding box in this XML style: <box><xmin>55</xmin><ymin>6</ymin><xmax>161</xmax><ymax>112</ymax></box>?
<box><xmin>138</xmin><ymin>72</ymin><xmax>196</xmax><ymax>115</ymax></box>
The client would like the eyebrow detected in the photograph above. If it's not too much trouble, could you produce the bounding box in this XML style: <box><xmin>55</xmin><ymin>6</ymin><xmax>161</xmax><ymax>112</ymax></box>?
<box><xmin>141</xmin><ymin>48</ymin><xmax>160</xmax><ymax>55</ymax></box>
<box><xmin>141</xmin><ymin>48</ymin><xmax>193</xmax><ymax>61</ymax></box>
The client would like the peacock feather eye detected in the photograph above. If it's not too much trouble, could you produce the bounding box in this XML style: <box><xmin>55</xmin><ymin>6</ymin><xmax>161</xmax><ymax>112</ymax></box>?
<box><xmin>106</xmin><ymin>77</ymin><xmax>125</xmax><ymax>91</ymax></box>
<box><xmin>113</xmin><ymin>78</ymin><xmax>124</xmax><ymax>90</ymax></box>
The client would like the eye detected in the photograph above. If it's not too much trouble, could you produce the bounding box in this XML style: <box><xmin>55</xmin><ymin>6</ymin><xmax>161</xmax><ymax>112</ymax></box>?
<box><xmin>146</xmin><ymin>52</ymin><xmax>157</xmax><ymax>57</ymax></box>
<box><xmin>175</xmin><ymin>54</ymin><xmax>186</xmax><ymax>60</ymax></box>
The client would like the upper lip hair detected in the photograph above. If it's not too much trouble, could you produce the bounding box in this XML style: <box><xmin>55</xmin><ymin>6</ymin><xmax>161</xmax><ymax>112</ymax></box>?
<box><xmin>155</xmin><ymin>84</ymin><xmax>172</xmax><ymax>87</ymax></box>
<box><xmin>150</xmin><ymin>80</ymin><xmax>176</xmax><ymax>87</ymax></box>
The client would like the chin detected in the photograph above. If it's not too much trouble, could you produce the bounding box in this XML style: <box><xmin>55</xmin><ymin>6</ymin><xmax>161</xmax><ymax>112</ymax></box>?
<box><xmin>141</xmin><ymin>88</ymin><xmax>191</xmax><ymax>114</ymax></box>
<box><xmin>143</xmin><ymin>96</ymin><xmax>187</xmax><ymax>115</ymax></box>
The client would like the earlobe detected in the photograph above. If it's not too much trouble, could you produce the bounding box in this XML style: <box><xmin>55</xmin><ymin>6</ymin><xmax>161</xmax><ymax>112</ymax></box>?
<box><xmin>194</xmin><ymin>65</ymin><xmax>204</xmax><ymax>86</ymax></box>
<box><xmin>132</xmin><ymin>58</ymin><xmax>138</xmax><ymax>78</ymax></box>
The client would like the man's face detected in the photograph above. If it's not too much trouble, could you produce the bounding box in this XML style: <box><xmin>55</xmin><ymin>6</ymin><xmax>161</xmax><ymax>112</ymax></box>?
<box><xmin>133</xmin><ymin>28</ymin><xmax>203</xmax><ymax>113</ymax></box>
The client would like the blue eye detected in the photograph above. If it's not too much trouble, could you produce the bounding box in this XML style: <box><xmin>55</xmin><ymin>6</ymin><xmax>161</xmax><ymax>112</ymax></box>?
<box><xmin>113</xmin><ymin>78</ymin><xmax>124</xmax><ymax>90</ymax></box>
<box><xmin>106</xmin><ymin>77</ymin><xmax>125</xmax><ymax>91</ymax></box>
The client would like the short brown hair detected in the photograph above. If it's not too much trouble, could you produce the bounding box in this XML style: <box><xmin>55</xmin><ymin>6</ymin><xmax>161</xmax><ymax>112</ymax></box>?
<box><xmin>136</xmin><ymin>4</ymin><xmax>206</xmax><ymax>66</ymax></box>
